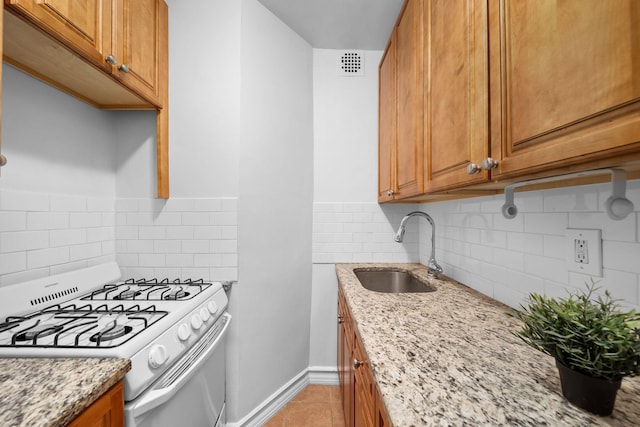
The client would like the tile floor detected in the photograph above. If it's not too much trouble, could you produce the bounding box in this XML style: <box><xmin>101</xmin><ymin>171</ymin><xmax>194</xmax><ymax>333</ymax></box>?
<box><xmin>262</xmin><ymin>385</ymin><xmax>345</xmax><ymax>427</ymax></box>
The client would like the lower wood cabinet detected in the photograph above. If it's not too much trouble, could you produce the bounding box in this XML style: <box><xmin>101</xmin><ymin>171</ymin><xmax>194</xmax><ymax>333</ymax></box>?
<box><xmin>67</xmin><ymin>380</ymin><xmax>125</xmax><ymax>427</ymax></box>
<box><xmin>339</xmin><ymin>286</ymin><xmax>392</xmax><ymax>427</ymax></box>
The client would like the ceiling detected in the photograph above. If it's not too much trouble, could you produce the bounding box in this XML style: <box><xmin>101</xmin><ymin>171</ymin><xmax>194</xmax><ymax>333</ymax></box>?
<box><xmin>257</xmin><ymin>0</ymin><xmax>404</xmax><ymax>50</ymax></box>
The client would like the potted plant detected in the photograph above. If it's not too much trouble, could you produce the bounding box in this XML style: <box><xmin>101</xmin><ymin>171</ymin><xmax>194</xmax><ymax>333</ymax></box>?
<box><xmin>513</xmin><ymin>283</ymin><xmax>640</xmax><ymax>416</ymax></box>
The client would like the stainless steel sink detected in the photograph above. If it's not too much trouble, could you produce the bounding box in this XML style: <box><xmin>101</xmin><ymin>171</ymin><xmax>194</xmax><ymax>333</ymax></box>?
<box><xmin>354</xmin><ymin>269</ymin><xmax>436</xmax><ymax>293</ymax></box>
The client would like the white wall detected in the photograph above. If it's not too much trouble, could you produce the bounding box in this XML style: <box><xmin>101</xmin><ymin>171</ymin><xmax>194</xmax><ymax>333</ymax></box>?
<box><xmin>0</xmin><ymin>65</ymin><xmax>117</xmax><ymax>285</ymax></box>
<box><xmin>310</xmin><ymin>49</ymin><xmax>420</xmax><ymax>370</ymax></box>
<box><xmin>230</xmin><ymin>0</ymin><xmax>314</xmax><ymax>423</ymax></box>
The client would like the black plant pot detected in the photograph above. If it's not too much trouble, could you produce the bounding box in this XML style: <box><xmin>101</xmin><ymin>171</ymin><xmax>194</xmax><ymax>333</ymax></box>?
<box><xmin>555</xmin><ymin>360</ymin><xmax>621</xmax><ymax>416</ymax></box>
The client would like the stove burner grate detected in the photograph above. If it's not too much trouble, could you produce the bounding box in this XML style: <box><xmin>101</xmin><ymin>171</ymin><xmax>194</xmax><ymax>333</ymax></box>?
<box><xmin>90</xmin><ymin>324</ymin><xmax>133</xmax><ymax>344</ymax></box>
<box><xmin>15</xmin><ymin>323</ymin><xmax>64</xmax><ymax>342</ymax></box>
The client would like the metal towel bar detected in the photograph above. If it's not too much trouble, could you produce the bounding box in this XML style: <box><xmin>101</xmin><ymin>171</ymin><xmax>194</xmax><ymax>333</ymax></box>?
<box><xmin>502</xmin><ymin>168</ymin><xmax>634</xmax><ymax>220</ymax></box>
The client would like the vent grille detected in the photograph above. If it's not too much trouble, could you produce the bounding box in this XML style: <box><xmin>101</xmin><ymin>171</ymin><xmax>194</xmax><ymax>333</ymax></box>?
<box><xmin>30</xmin><ymin>286</ymin><xmax>79</xmax><ymax>306</ymax></box>
<box><xmin>339</xmin><ymin>51</ymin><xmax>365</xmax><ymax>76</ymax></box>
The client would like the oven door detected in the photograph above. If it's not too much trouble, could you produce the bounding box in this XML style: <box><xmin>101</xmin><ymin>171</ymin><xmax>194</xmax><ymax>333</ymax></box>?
<box><xmin>125</xmin><ymin>313</ymin><xmax>231</xmax><ymax>427</ymax></box>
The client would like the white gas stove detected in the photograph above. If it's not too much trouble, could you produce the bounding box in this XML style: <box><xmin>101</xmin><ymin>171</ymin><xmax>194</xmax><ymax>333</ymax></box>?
<box><xmin>0</xmin><ymin>263</ymin><xmax>231</xmax><ymax>427</ymax></box>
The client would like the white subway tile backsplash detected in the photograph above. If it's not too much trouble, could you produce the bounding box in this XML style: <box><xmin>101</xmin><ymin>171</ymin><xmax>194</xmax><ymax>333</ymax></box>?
<box><xmin>28</xmin><ymin>247</ymin><xmax>69</xmax><ymax>269</ymax></box>
<box><xmin>0</xmin><ymin>231</ymin><xmax>48</xmax><ymax>253</ymax></box>
<box><xmin>27</xmin><ymin>212</ymin><xmax>69</xmax><ymax>230</ymax></box>
<box><xmin>542</xmin><ymin>235</ymin><xmax>566</xmax><ymax>259</ymax></box>
<box><xmin>50</xmin><ymin>195</ymin><xmax>87</xmax><ymax>212</ymax></box>
<box><xmin>153</xmin><ymin>240</ymin><xmax>181</xmax><ymax>253</ymax></box>
<box><xmin>569</xmin><ymin>212</ymin><xmax>637</xmax><ymax>242</ymax></box>
<box><xmin>166</xmin><ymin>254</ymin><xmax>194</xmax><ymax>267</ymax></box>
<box><xmin>50</xmin><ymin>229</ymin><xmax>86</xmax><ymax>247</ymax></box>
<box><xmin>524</xmin><ymin>213</ymin><xmax>568</xmax><ymax>235</ymax></box>
<box><xmin>70</xmin><ymin>243</ymin><xmax>102</xmax><ymax>261</ymax></box>
<box><xmin>603</xmin><ymin>241</ymin><xmax>640</xmax><ymax>274</ymax></box>
<box><xmin>182</xmin><ymin>240</ymin><xmax>210</xmax><ymax>253</ymax></box>
<box><xmin>506</xmin><ymin>232</ymin><xmax>544</xmax><ymax>255</ymax></box>
<box><xmin>0</xmin><ymin>212</ymin><xmax>26</xmax><ymax>232</ymax></box>
<box><xmin>0</xmin><ymin>190</ymin><xmax>49</xmax><ymax>211</ymax></box>
<box><xmin>210</xmin><ymin>212</ymin><xmax>237</xmax><ymax>226</ymax></box>
<box><xmin>114</xmin><ymin>197</ymin><xmax>239</xmax><ymax>281</ymax></box>
<box><xmin>0</xmin><ymin>252</ymin><xmax>27</xmax><ymax>275</ymax></box>
<box><xmin>194</xmin><ymin>199</ymin><xmax>222</xmax><ymax>212</ymax></box>
<box><xmin>1</xmin><ymin>193</ymin><xmax>239</xmax><ymax>283</ymax></box>
<box><xmin>140</xmin><ymin>226</ymin><xmax>167</xmax><ymax>240</ymax></box>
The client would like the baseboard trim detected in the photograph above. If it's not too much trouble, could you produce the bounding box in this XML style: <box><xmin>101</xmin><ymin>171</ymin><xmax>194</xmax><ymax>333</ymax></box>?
<box><xmin>226</xmin><ymin>366</ymin><xmax>338</xmax><ymax>427</ymax></box>
<box><xmin>308</xmin><ymin>365</ymin><xmax>339</xmax><ymax>385</ymax></box>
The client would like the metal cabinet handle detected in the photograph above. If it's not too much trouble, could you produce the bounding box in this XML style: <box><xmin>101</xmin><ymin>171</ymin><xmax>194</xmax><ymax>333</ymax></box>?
<box><xmin>481</xmin><ymin>157</ymin><xmax>499</xmax><ymax>170</ymax></box>
<box><xmin>466</xmin><ymin>163</ymin><xmax>481</xmax><ymax>174</ymax></box>
<box><xmin>0</xmin><ymin>154</ymin><xmax>6</xmax><ymax>167</ymax></box>
<box><xmin>118</xmin><ymin>63</ymin><xmax>130</xmax><ymax>73</ymax></box>
<box><xmin>353</xmin><ymin>358</ymin><xmax>364</xmax><ymax>369</ymax></box>
<box><xmin>386</xmin><ymin>189</ymin><xmax>395</xmax><ymax>197</ymax></box>
<box><xmin>338</xmin><ymin>315</ymin><xmax>344</xmax><ymax>324</ymax></box>
<box><xmin>105</xmin><ymin>54</ymin><xmax>118</xmax><ymax>65</ymax></box>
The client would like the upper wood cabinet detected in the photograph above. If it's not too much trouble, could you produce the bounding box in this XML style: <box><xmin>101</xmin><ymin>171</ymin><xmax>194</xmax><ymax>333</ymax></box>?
<box><xmin>112</xmin><ymin>0</ymin><xmax>164</xmax><ymax>106</ymax></box>
<box><xmin>378</xmin><ymin>35</ymin><xmax>396</xmax><ymax>202</ymax></box>
<box><xmin>378</xmin><ymin>0</ymin><xmax>424</xmax><ymax>202</ymax></box>
<box><xmin>379</xmin><ymin>0</ymin><xmax>640</xmax><ymax>202</ymax></box>
<box><xmin>488</xmin><ymin>0</ymin><xmax>640</xmax><ymax>180</ymax></box>
<box><xmin>5</xmin><ymin>0</ymin><xmax>165</xmax><ymax>108</ymax></box>
<box><xmin>5</xmin><ymin>0</ymin><xmax>113</xmax><ymax>73</ymax></box>
<box><xmin>0</xmin><ymin>3</ymin><xmax>4</xmax><ymax>173</ymax></box>
<box><xmin>424</xmin><ymin>0</ymin><xmax>489</xmax><ymax>192</ymax></box>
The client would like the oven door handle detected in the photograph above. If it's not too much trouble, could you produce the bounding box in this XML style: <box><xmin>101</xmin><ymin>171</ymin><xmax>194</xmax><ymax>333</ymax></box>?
<box><xmin>130</xmin><ymin>313</ymin><xmax>231</xmax><ymax>418</ymax></box>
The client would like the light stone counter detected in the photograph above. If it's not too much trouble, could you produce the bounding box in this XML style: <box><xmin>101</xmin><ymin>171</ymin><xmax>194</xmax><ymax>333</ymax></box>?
<box><xmin>336</xmin><ymin>263</ymin><xmax>640</xmax><ymax>426</ymax></box>
<box><xmin>0</xmin><ymin>357</ymin><xmax>130</xmax><ymax>427</ymax></box>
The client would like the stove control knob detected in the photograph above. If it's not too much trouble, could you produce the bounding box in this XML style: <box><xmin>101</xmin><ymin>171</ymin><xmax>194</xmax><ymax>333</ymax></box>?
<box><xmin>148</xmin><ymin>345</ymin><xmax>168</xmax><ymax>369</ymax></box>
<box><xmin>200</xmin><ymin>307</ymin><xmax>211</xmax><ymax>322</ymax></box>
<box><xmin>177</xmin><ymin>323</ymin><xmax>191</xmax><ymax>341</ymax></box>
<box><xmin>207</xmin><ymin>300</ymin><xmax>218</xmax><ymax>315</ymax></box>
<box><xmin>191</xmin><ymin>314</ymin><xmax>203</xmax><ymax>330</ymax></box>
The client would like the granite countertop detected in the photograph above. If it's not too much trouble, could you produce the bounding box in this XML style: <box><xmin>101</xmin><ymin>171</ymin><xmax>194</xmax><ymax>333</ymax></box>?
<box><xmin>0</xmin><ymin>358</ymin><xmax>130</xmax><ymax>427</ymax></box>
<box><xmin>336</xmin><ymin>263</ymin><xmax>640</xmax><ymax>426</ymax></box>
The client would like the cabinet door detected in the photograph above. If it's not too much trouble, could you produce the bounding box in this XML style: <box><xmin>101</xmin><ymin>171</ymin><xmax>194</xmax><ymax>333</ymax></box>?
<box><xmin>425</xmin><ymin>0</ymin><xmax>489</xmax><ymax>191</ymax></box>
<box><xmin>489</xmin><ymin>0</ymin><xmax>640</xmax><ymax>179</ymax></box>
<box><xmin>5</xmin><ymin>0</ymin><xmax>112</xmax><ymax>72</ymax></box>
<box><xmin>394</xmin><ymin>0</ymin><xmax>424</xmax><ymax>198</ymax></box>
<box><xmin>354</xmin><ymin>336</ymin><xmax>375</xmax><ymax>427</ymax></box>
<box><xmin>112</xmin><ymin>0</ymin><xmax>166</xmax><ymax>106</ymax></box>
<box><xmin>67</xmin><ymin>381</ymin><xmax>124</xmax><ymax>427</ymax></box>
<box><xmin>378</xmin><ymin>36</ymin><xmax>396</xmax><ymax>202</ymax></box>
<box><xmin>338</xmin><ymin>291</ymin><xmax>354</xmax><ymax>427</ymax></box>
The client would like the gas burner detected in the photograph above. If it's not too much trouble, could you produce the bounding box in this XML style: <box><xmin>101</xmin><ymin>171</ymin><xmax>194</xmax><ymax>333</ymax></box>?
<box><xmin>15</xmin><ymin>324</ymin><xmax>64</xmax><ymax>341</ymax></box>
<box><xmin>115</xmin><ymin>288</ymin><xmax>142</xmax><ymax>300</ymax></box>
<box><xmin>90</xmin><ymin>322</ymin><xmax>133</xmax><ymax>344</ymax></box>
<box><xmin>163</xmin><ymin>289</ymin><xmax>189</xmax><ymax>300</ymax></box>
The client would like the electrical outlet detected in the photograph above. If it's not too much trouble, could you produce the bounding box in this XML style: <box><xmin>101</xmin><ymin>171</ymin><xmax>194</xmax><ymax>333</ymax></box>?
<box><xmin>574</xmin><ymin>239</ymin><xmax>589</xmax><ymax>263</ymax></box>
<box><xmin>566</xmin><ymin>229</ymin><xmax>602</xmax><ymax>276</ymax></box>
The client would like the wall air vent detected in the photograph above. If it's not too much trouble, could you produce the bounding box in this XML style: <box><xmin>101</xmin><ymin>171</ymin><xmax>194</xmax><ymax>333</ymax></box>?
<box><xmin>30</xmin><ymin>286</ymin><xmax>79</xmax><ymax>306</ymax></box>
<box><xmin>338</xmin><ymin>51</ymin><xmax>365</xmax><ymax>77</ymax></box>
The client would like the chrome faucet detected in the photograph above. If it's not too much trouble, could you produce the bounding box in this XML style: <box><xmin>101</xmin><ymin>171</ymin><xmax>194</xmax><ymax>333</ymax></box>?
<box><xmin>394</xmin><ymin>211</ymin><xmax>443</xmax><ymax>278</ymax></box>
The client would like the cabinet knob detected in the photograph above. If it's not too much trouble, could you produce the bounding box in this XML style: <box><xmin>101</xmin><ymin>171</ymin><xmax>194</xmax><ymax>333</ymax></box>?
<box><xmin>481</xmin><ymin>157</ymin><xmax>499</xmax><ymax>170</ymax></box>
<box><xmin>0</xmin><ymin>154</ymin><xmax>6</xmax><ymax>167</ymax></box>
<box><xmin>118</xmin><ymin>63</ymin><xmax>130</xmax><ymax>73</ymax></box>
<box><xmin>338</xmin><ymin>315</ymin><xmax>344</xmax><ymax>324</ymax></box>
<box><xmin>386</xmin><ymin>189</ymin><xmax>395</xmax><ymax>197</ymax></box>
<box><xmin>353</xmin><ymin>358</ymin><xmax>364</xmax><ymax>369</ymax></box>
<box><xmin>466</xmin><ymin>163</ymin><xmax>481</xmax><ymax>174</ymax></box>
<box><xmin>105</xmin><ymin>54</ymin><xmax>118</xmax><ymax>65</ymax></box>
